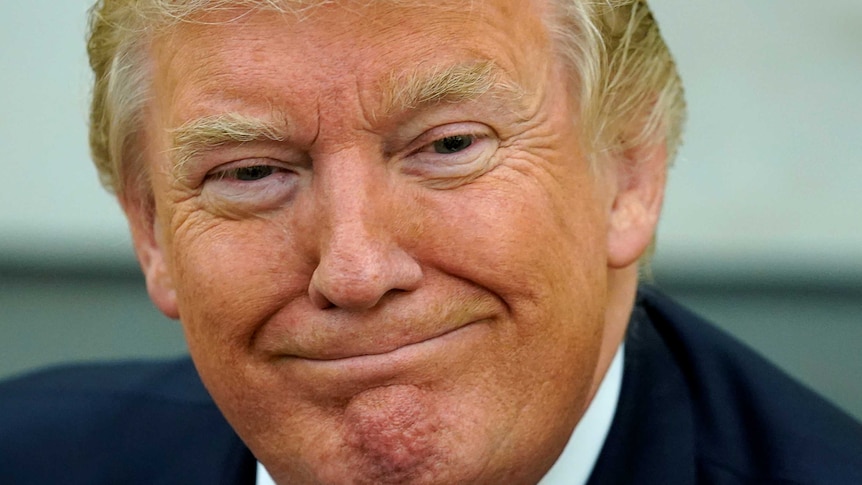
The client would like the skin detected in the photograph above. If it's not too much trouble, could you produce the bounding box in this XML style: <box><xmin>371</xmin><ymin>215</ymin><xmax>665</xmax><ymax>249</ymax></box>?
<box><xmin>125</xmin><ymin>0</ymin><xmax>667</xmax><ymax>483</ymax></box>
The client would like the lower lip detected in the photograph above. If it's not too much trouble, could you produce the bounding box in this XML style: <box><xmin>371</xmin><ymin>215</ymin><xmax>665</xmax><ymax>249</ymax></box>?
<box><xmin>277</xmin><ymin>320</ymin><xmax>490</xmax><ymax>387</ymax></box>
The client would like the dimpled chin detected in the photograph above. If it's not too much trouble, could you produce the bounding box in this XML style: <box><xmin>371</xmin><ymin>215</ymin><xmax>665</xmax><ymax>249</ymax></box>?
<box><xmin>341</xmin><ymin>385</ymin><xmax>448</xmax><ymax>484</ymax></box>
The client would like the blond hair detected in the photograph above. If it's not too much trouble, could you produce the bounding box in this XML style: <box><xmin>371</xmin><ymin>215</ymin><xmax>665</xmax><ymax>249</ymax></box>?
<box><xmin>87</xmin><ymin>0</ymin><xmax>685</xmax><ymax>200</ymax></box>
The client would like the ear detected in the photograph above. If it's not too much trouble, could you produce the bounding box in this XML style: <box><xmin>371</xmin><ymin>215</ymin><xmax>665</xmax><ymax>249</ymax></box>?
<box><xmin>605</xmin><ymin>141</ymin><xmax>668</xmax><ymax>269</ymax></box>
<box><xmin>120</xmin><ymin>196</ymin><xmax>180</xmax><ymax>319</ymax></box>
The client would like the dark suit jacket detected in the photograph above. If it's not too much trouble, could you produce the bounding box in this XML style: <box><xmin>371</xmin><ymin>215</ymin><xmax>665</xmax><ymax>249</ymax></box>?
<box><xmin>587</xmin><ymin>287</ymin><xmax>862</xmax><ymax>484</ymax></box>
<box><xmin>2</xmin><ymin>287</ymin><xmax>861</xmax><ymax>484</ymax></box>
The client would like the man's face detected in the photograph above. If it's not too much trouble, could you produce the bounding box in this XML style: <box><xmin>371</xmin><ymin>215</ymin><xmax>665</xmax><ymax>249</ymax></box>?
<box><xmin>133</xmin><ymin>0</ymin><xmax>647</xmax><ymax>483</ymax></box>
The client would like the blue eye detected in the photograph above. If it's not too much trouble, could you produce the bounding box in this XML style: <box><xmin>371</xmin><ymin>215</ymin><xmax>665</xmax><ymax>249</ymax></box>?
<box><xmin>432</xmin><ymin>135</ymin><xmax>473</xmax><ymax>154</ymax></box>
<box><xmin>222</xmin><ymin>165</ymin><xmax>277</xmax><ymax>181</ymax></box>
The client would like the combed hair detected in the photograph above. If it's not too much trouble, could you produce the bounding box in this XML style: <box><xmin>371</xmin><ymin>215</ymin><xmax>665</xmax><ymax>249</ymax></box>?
<box><xmin>548</xmin><ymin>0</ymin><xmax>685</xmax><ymax>163</ymax></box>
<box><xmin>86</xmin><ymin>0</ymin><xmax>685</xmax><ymax>200</ymax></box>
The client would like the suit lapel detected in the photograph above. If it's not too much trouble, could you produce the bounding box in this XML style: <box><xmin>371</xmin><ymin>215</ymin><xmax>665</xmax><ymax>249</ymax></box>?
<box><xmin>586</xmin><ymin>304</ymin><xmax>698</xmax><ymax>484</ymax></box>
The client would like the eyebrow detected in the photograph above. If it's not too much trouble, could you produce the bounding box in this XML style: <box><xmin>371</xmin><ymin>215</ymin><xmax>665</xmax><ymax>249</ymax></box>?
<box><xmin>168</xmin><ymin>112</ymin><xmax>287</xmax><ymax>176</ymax></box>
<box><xmin>381</xmin><ymin>59</ymin><xmax>525</xmax><ymax>115</ymax></box>
<box><xmin>166</xmin><ymin>61</ymin><xmax>524</xmax><ymax>175</ymax></box>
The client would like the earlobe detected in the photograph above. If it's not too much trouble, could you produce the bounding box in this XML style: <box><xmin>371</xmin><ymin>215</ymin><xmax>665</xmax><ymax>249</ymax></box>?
<box><xmin>606</xmin><ymin>141</ymin><xmax>667</xmax><ymax>269</ymax></box>
<box><xmin>120</xmin><ymin>196</ymin><xmax>180</xmax><ymax>319</ymax></box>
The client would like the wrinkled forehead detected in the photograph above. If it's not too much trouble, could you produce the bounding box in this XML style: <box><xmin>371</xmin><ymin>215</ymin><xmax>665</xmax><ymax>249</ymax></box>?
<box><xmin>147</xmin><ymin>0</ymin><xmax>557</xmax><ymax>124</ymax></box>
<box><xmin>149</xmin><ymin>0</ymin><xmax>555</xmax><ymax>62</ymax></box>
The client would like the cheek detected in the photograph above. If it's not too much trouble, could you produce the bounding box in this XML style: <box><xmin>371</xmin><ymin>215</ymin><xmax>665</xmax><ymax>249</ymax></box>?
<box><xmin>417</xmin><ymin>165</ymin><xmax>610</xmax><ymax>376</ymax></box>
<box><xmin>423</xmin><ymin>166</ymin><xmax>608</xmax><ymax>310</ymax></box>
<box><xmin>167</xmin><ymin>216</ymin><xmax>310</xmax><ymax>355</ymax></box>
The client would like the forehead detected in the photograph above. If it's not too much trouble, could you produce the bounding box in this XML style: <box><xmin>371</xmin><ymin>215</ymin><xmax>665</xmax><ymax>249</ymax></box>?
<box><xmin>149</xmin><ymin>0</ymin><xmax>554</xmax><ymax>123</ymax></box>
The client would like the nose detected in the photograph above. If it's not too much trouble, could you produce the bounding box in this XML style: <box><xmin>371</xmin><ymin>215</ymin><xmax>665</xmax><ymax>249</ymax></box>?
<box><xmin>308</xmin><ymin>230</ymin><xmax>422</xmax><ymax>310</ymax></box>
<box><xmin>307</xmin><ymin>158</ymin><xmax>423</xmax><ymax>310</ymax></box>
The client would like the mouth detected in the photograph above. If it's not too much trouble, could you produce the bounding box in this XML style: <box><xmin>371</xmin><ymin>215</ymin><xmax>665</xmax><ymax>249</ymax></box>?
<box><xmin>297</xmin><ymin>321</ymin><xmax>477</xmax><ymax>362</ymax></box>
<box><xmin>276</xmin><ymin>318</ymin><xmax>491</xmax><ymax>384</ymax></box>
<box><xmin>258</xmin><ymin>297</ymin><xmax>500</xmax><ymax>362</ymax></box>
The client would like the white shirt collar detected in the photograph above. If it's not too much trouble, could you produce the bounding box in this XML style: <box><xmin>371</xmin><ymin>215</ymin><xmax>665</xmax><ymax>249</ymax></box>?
<box><xmin>256</xmin><ymin>345</ymin><xmax>624</xmax><ymax>485</ymax></box>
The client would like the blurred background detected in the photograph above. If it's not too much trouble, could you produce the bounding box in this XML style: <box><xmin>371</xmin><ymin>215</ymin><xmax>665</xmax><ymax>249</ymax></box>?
<box><xmin>1</xmin><ymin>1</ymin><xmax>860</xmax><ymax>419</ymax></box>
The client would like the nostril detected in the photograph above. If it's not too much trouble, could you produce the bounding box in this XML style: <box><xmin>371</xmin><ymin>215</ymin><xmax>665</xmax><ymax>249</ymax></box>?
<box><xmin>308</xmin><ymin>280</ymin><xmax>336</xmax><ymax>310</ymax></box>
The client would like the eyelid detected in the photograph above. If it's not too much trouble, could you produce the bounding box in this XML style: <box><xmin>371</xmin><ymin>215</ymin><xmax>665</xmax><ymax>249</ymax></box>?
<box><xmin>178</xmin><ymin>140</ymin><xmax>310</xmax><ymax>182</ymax></box>
<box><xmin>400</xmin><ymin>123</ymin><xmax>500</xmax><ymax>188</ymax></box>
<box><xmin>408</xmin><ymin>122</ymin><xmax>495</xmax><ymax>155</ymax></box>
<box><xmin>198</xmin><ymin>156</ymin><xmax>302</xmax><ymax>213</ymax></box>
<box><xmin>206</xmin><ymin>158</ymin><xmax>287</xmax><ymax>178</ymax></box>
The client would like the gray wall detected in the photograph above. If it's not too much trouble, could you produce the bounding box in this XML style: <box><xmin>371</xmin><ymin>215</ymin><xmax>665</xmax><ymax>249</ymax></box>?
<box><xmin>1</xmin><ymin>1</ymin><xmax>860</xmax><ymax>422</ymax></box>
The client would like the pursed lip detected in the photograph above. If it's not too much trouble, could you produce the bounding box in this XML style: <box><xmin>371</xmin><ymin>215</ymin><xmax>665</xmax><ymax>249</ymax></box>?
<box><xmin>279</xmin><ymin>318</ymin><xmax>491</xmax><ymax>391</ymax></box>
<box><xmin>254</xmin><ymin>296</ymin><xmax>501</xmax><ymax>364</ymax></box>
<box><xmin>291</xmin><ymin>319</ymin><xmax>480</xmax><ymax>362</ymax></box>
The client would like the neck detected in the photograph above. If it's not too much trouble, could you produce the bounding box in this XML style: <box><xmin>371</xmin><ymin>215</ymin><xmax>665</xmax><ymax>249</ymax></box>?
<box><xmin>587</xmin><ymin>265</ymin><xmax>638</xmax><ymax>403</ymax></box>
